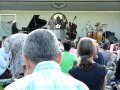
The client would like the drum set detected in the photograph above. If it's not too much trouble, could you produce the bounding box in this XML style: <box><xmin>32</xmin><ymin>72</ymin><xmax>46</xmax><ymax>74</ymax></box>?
<box><xmin>85</xmin><ymin>22</ymin><xmax>107</xmax><ymax>42</ymax></box>
<box><xmin>86</xmin><ymin>30</ymin><xmax>103</xmax><ymax>42</ymax></box>
<box><xmin>81</xmin><ymin>21</ymin><xmax>108</xmax><ymax>42</ymax></box>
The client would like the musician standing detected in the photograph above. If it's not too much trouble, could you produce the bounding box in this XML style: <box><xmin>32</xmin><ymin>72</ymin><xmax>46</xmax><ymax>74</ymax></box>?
<box><xmin>48</xmin><ymin>16</ymin><xmax>57</xmax><ymax>31</ymax></box>
<box><xmin>60</xmin><ymin>15</ymin><xmax>68</xmax><ymax>40</ymax></box>
<box><xmin>11</xmin><ymin>21</ymin><xmax>19</xmax><ymax>34</ymax></box>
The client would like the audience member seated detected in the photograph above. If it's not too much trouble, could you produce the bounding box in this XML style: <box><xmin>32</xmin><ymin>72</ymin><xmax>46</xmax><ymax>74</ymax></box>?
<box><xmin>101</xmin><ymin>43</ymin><xmax>112</xmax><ymax>65</ymax></box>
<box><xmin>3</xmin><ymin>33</ymin><xmax>27</xmax><ymax>79</ymax></box>
<box><xmin>58</xmin><ymin>38</ymin><xmax>64</xmax><ymax>52</ymax></box>
<box><xmin>0</xmin><ymin>36</ymin><xmax>12</xmax><ymax>80</ymax></box>
<box><xmin>5</xmin><ymin>29</ymin><xmax>89</xmax><ymax>90</ymax></box>
<box><xmin>70</xmin><ymin>41</ymin><xmax>77</xmax><ymax>56</ymax></box>
<box><xmin>94</xmin><ymin>43</ymin><xmax>104</xmax><ymax>65</ymax></box>
<box><xmin>1</xmin><ymin>36</ymin><xmax>7</xmax><ymax>47</ymax></box>
<box><xmin>60</xmin><ymin>40</ymin><xmax>78</xmax><ymax>74</ymax></box>
<box><xmin>97</xmin><ymin>42</ymin><xmax>103</xmax><ymax>51</ymax></box>
<box><xmin>116</xmin><ymin>45</ymin><xmax>120</xmax><ymax>62</ymax></box>
<box><xmin>117</xmin><ymin>43</ymin><xmax>120</xmax><ymax>50</ymax></box>
<box><xmin>0</xmin><ymin>54</ymin><xmax>10</xmax><ymax>79</ymax></box>
<box><xmin>108</xmin><ymin>41</ymin><xmax>117</xmax><ymax>53</ymax></box>
<box><xmin>69</xmin><ymin>37</ymin><xmax>107</xmax><ymax>90</ymax></box>
<box><xmin>112</xmin><ymin>59</ymin><xmax>120</xmax><ymax>80</ymax></box>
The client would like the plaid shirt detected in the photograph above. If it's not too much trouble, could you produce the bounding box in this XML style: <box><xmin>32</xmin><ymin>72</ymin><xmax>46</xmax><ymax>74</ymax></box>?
<box><xmin>5</xmin><ymin>61</ymin><xmax>89</xmax><ymax>90</ymax></box>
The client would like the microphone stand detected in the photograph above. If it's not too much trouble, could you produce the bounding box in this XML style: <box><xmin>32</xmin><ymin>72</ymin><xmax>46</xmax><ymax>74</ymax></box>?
<box><xmin>102</xmin><ymin>24</ymin><xmax>108</xmax><ymax>43</ymax></box>
<box><xmin>88</xmin><ymin>20</ymin><xmax>94</xmax><ymax>31</ymax></box>
<box><xmin>81</xmin><ymin>24</ymin><xmax>88</xmax><ymax>37</ymax></box>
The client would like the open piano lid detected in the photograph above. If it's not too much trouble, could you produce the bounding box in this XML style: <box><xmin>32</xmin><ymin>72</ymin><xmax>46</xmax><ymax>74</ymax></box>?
<box><xmin>27</xmin><ymin>15</ymin><xmax>47</xmax><ymax>33</ymax></box>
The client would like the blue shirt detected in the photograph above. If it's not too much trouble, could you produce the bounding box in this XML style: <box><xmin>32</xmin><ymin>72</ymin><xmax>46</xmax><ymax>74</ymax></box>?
<box><xmin>94</xmin><ymin>51</ymin><xmax>104</xmax><ymax>65</ymax></box>
<box><xmin>5</xmin><ymin>61</ymin><xmax>89</xmax><ymax>90</ymax></box>
<box><xmin>0</xmin><ymin>47</ymin><xmax>9</xmax><ymax>75</ymax></box>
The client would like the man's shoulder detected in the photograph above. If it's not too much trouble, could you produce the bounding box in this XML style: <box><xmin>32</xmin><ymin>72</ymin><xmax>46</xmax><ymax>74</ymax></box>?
<box><xmin>5</xmin><ymin>74</ymin><xmax>33</xmax><ymax>90</ymax></box>
<box><xmin>5</xmin><ymin>71</ymin><xmax>89</xmax><ymax>90</ymax></box>
<box><xmin>70</xmin><ymin>77</ymin><xmax>89</xmax><ymax>90</ymax></box>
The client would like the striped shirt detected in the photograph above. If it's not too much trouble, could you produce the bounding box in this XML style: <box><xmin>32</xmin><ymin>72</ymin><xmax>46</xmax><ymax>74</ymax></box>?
<box><xmin>5</xmin><ymin>61</ymin><xmax>89</xmax><ymax>90</ymax></box>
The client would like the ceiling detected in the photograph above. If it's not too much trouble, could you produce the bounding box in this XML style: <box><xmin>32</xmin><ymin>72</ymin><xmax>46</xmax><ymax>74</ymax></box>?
<box><xmin>0</xmin><ymin>0</ymin><xmax>120</xmax><ymax>11</ymax></box>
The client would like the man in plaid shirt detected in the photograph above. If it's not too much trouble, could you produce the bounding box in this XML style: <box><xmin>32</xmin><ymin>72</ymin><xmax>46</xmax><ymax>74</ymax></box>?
<box><xmin>5</xmin><ymin>29</ymin><xmax>89</xmax><ymax>90</ymax></box>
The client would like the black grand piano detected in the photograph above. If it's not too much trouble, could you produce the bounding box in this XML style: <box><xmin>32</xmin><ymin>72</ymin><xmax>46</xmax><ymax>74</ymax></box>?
<box><xmin>22</xmin><ymin>15</ymin><xmax>47</xmax><ymax>33</ymax></box>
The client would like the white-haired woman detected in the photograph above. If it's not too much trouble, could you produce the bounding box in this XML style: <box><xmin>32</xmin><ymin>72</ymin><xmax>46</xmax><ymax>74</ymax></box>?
<box><xmin>3</xmin><ymin>33</ymin><xmax>27</xmax><ymax>79</ymax></box>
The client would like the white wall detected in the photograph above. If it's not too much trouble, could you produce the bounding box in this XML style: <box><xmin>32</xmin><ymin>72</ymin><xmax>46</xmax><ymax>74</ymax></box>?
<box><xmin>0</xmin><ymin>10</ymin><xmax>120</xmax><ymax>40</ymax></box>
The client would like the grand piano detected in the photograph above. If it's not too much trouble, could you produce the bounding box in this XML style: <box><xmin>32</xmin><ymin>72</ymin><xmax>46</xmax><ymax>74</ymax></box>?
<box><xmin>22</xmin><ymin>15</ymin><xmax>47</xmax><ymax>33</ymax></box>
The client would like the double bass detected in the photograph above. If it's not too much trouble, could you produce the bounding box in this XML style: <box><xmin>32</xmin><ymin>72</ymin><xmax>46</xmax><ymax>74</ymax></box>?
<box><xmin>67</xmin><ymin>16</ymin><xmax>77</xmax><ymax>40</ymax></box>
